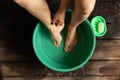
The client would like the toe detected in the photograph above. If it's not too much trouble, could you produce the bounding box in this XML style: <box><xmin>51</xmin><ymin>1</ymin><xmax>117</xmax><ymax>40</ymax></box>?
<box><xmin>51</xmin><ymin>37</ymin><xmax>58</xmax><ymax>47</ymax></box>
<box><xmin>54</xmin><ymin>40</ymin><xmax>58</xmax><ymax>47</ymax></box>
<box><xmin>64</xmin><ymin>47</ymin><xmax>69</xmax><ymax>52</ymax></box>
<box><xmin>56</xmin><ymin>36</ymin><xmax>62</xmax><ymax>47</ymax></box>
<box><xmin>51</xmin><ymin>17</ymin><xmax>57</xmax><ymax>25</ymax></box>
<box><xmin>51</xmin><ymin>36</ymin><xmax>56</xmax><ymax>46</ymax></box>
<box><xmin>55</xmin><ymin>39</ymin><xmax>60</xmax><ymax>47</ymax></box>
<box><xmin>56</xmin><ymin>42</ymin><xmax>60</xmax><ymax>47</ymax></box>
<box><xmin>50</xmin><ymin>34</ymin><xmax>62</xmax><ymax>48</ymax></box>
<box><xmin>68</xmin><ymin>46</ymin><xmax>72</xmax><ymax>52</ymax></box>
<box><xmin>65</xmin><ymin>45</ymin><xmax>74</xmax><ymax>52</ymax></box>
<box><xmin>64</xmin><ymin>44</ymin><xmax>69</xmax><ymax>52</ymax></box>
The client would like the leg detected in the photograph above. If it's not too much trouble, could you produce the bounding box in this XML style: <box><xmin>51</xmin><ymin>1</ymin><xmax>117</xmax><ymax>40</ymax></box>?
<box><xmin>14</xmin><ymin>0</ymin><xmax>52</xmax><ymax>30</ymax></box>
<box><xmin>65</xmin><ymin>0</ymin><xmax>96</xmax><ymax>52</ymax></box>
<box><xmin>52</xmin><ymin>0</ymin><xmax>72</xmax><ymax>27</ymax></box>
<box><xmin>14</xmin><ymin>0</ymin><xmax>63</xmax><ymax>47</ymax></box>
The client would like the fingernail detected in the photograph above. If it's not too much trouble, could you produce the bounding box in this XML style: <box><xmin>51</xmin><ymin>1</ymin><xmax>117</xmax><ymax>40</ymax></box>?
<box><xmin>55</xmin><ymin>22</ymin><xmax>58</xmax><ymax>26</ymax></box>
<box><xmin>51</xmin><ymin>22</ymin><xmax>54</xmax><ymax>25</ymax></box>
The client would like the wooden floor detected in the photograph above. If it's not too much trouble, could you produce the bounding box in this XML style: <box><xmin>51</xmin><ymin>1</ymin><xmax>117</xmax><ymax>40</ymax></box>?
<box><xmin>0</xmin><ymin>0</ymin><xmax>120</xmax><ymax>80</ymax></box>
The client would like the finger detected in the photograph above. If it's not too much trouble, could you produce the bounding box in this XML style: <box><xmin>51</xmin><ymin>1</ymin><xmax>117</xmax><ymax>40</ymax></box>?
<box><xmin>59</xmin><ymin>22</ymin><xmax>63</xmax><ymax>26</ymax></box>
<box><xmin>64</xmin><ymin>46</ymin><xmax>69</xmax><ymax>52</ymax></box>
<box><xmin>51</xmin><ymin>17</ymin><xmax>57</xmax><ymax>25</ymax></box>
<box><xmin>55</xmin><ymin>20</ymin><xmax>60</xmax><ymax>26</ymax></box>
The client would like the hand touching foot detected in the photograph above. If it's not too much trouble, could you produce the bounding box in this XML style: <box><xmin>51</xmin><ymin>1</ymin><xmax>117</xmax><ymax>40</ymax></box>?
<box><xmin>50</xmin><ymin>10</ymin><xmax>66</xmax><ymax>47</ymax></box>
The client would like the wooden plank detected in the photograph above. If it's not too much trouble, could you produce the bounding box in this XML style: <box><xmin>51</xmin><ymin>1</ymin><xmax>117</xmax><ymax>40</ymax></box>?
<box><xmin>85</xmin><ymin>61</ymin><xmax>120</xmax><ymax>76</ymax></box>
<box><xmin>92</xmin><ymin>40</ymin><xmax>120</xmax><ymax>60</ymax></box>
<box><xmin>0</xmin><ymin>62</ymin><xmax>84</xmax><ymax>77</ymax></box>
<box><xmin>1</xmin><ymin>76</ymin><xmax>100</xmax><ymax>80</ymax></box>
<box><xmin>0</xmin><ymin>46</ymin><xmax>37</xmax><ymax>61</ymax></box>
<box><xmin>1</xmin><ymin>76</ymin><xmax>120</xmax><ymax>80</ymax></box>
<box><xmin>100</xmin><ymin>76</ymin><xmax>120</xmax><ymax>80</ymax></box>
<box><xmin>92</xmin><ymin>0</ymin><xmax>120</xmax><ymax>16</ymax></box>
<box><xmin>101</xmin><ymin>19</ymin><xmax>120</xmax><ymax>39</ymax></box>
<box><xmin>0</xmin><ymin>61</ymin><xmax>119</xmax><ymax>77</ymax></box>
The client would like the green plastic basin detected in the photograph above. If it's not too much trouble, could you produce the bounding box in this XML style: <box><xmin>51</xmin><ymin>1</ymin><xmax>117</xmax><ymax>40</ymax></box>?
<box><xmin>32</xmin><ymin>10</ymin><xmax>96</xmax><ymax>72</ymax></box>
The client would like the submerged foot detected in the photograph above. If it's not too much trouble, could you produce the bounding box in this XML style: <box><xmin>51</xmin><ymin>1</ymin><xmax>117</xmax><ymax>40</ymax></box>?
<box><xmin>64</xmin><ymin>24</ymin><xmax>78</xmax><ymax>52</ymax></box>
<box><xmin>50</xmin><ymin>31</ymin><xmax>62</xmax><ymax>47</ymax></box>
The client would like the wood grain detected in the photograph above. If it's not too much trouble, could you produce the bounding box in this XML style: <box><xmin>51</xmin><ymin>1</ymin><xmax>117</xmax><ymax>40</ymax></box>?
<box><xmin>1</xmin><ymin>76</ymin><xmax>120</xmax><ymax>80</ymax></box>
<box><xmin>85</xmin><ymin>61</ymin><xmax>120</xmax><ymax>76</ymax></box>
<box><xmin>0</xmin><ymin>61</ymin><xmax>119</xmax><ymax>77</ymax></box>
<box><xmin>92</xmin><ymin>40</ymin><xmax>120</xmax><ymax>60</ymax></box>
<box><xmin>1</xmin><ymin>76</ymin><xmax>100</xmax><ymax>80</ymax></box>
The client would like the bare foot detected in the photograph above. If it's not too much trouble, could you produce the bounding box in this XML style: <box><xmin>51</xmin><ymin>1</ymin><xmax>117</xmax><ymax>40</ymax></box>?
<box><xmin>64</xmin><ymin>9</ymin><xmax>84</xmax><ymax>52</ymax></box>
<box><xmin>64</xmin><ymin>24</ymin><xmax>78</xmax><ymax>52</ymax></box>
<box><xmin>50</xmin><ymin>17</ymin><xmax>64</xmax><ymax>47</ymax></box>
<box><xmin>51</xmin><ymin>33</ymin><xmax>62</xmax><ymax>48</ymax></box>
<box><xmin>50</xmin><ymin>25</ymin><xmax>63</xmax><ymax>47</ymax></box>
<box><xmin>50</xmin><ymin>10</ymin><xmax>66</xmax><ymax>47</ymax></box>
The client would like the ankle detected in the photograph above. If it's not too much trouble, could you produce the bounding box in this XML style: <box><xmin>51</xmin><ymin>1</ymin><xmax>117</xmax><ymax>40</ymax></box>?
<box><xmin>68</xmin><ymin>22</ymin><xmax>78</xmax><ymax>29</ymax></box>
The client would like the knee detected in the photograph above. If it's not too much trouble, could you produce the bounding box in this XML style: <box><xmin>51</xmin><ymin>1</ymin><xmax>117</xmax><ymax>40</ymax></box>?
<box><xmin>76</xmin><ymin>0</ymin><xmax>95</xmax><ymax>17</ymax></box>
<box><xmin>81</xmin><ymin>5</ymin><xmax>94</xmax><ymax>17</ymax></box>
